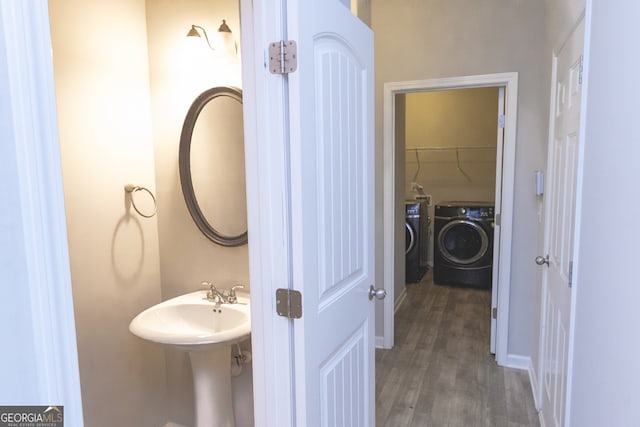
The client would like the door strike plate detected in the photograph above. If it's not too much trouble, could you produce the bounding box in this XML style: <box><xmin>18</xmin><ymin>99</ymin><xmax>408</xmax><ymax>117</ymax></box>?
<box><xmin>276</xmin><ymin>288</ymin><xmax>302</xmax><ymax>319</ymax></box>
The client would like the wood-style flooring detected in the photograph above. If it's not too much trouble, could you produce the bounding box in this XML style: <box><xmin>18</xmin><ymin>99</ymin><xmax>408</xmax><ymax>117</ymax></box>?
<box><xmin>375</xmin><ymin>271</ymin><xmax>539</xmax><ymax>427</ymax></box>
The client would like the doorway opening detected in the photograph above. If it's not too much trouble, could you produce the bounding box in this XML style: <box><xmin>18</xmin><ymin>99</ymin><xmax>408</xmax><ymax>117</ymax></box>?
<box><xmin>381</xmin><ymin>73</ymin><xmax>518</xmax><ymax>366</ymax></box>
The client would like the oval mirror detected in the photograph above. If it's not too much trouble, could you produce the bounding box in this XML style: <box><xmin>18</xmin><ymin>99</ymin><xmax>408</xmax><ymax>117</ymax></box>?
<box><xmin>179</xmin><ymin>86</ymin><xmax>247</xmax><ymax>247</ymax></box>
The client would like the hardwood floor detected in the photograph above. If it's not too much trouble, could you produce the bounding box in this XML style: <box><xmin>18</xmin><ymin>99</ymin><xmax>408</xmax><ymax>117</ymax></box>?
<box><xmin>375</xmin><ymin>271</ymin><xmax>539</xmax><ymax>426</ymax></box>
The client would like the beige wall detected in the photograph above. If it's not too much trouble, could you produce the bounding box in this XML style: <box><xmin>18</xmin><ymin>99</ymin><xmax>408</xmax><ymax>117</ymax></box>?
<box><xmin>145</xmin><ymin>0</ymin><xmax>252</xmax><ymax>425</ymax></box>
<box><xmin>145</xmin><ymin>0</ymin><xmax>246</xmax><ymax>305</ymax></box>
<box><xmin>404</xmin><ymin>88</ymin><xmax>498</xmax><ymax>204</ymax></box>
<box><xmin>405</xmin><ymin>88</ymin><xmax>498</xmax><ymax>150</ymax></box>
<box><xmin>50</xmin><ymin>0</ymin><xmax>252</xmax><ymax>425</ymax></box>
<box><xmin>352</xmin><ymin>0</ymin><xmax>372</xmax><ymax>27</ymax></box>
<box><xmin>48</xmin><ymin>0</ymin><xmax>168</xmax><ymax>425</ymax></box>
<box><xmin>372</xmin><ymin>0</ymin><xmax>548</xmax><ymax>361</ymax></box>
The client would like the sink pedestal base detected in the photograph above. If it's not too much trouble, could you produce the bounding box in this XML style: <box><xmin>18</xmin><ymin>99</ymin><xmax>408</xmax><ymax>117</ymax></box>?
<box><xmin>189</xmin><ymin>346</ymin><xmax>234</xmax><ymax>427</ymax></box>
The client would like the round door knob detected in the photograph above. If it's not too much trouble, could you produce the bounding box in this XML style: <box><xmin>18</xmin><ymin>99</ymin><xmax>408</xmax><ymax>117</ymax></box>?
<box><xmin>369</xmin><ymin>285</ymin><xmax>387</xmax><ymax>300</ymax></box>
<box><xmin>535</xmin><ymin>255</ymin><xmax>549</xmax><ymax>266</ymax></box>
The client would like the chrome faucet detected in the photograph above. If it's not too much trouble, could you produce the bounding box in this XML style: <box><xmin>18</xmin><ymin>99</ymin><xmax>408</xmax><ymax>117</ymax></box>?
<box><xmin>201</xmin><ymin>281</ymin><xmax>225</xmax><ymax>302</ymax></box>
<box><xmin>201</xmin><ymin>282</ymin><xmax>244</xmax><ymax>304</ymax></box>
<box><xmin>226</xmin><ymin>284</ymin><xmax>244</xmax><ymax>304</ymax></box>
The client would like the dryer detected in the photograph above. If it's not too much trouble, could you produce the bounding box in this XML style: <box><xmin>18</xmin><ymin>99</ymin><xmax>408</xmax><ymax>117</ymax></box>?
<box><xmin>405</xmin><ymin>201</ymin><xmax>429</xmax><ymax>283</ymax></box>
<box><xmin>433</xmin><ymin>202</ymin><xmax>494</xmax><ymax>288</ymax></box>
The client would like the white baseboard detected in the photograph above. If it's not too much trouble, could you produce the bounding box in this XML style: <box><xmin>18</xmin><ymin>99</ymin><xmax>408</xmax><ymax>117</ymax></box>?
<box><xmin>539</xmin><ymin>409</ymin><xmax>546</xmax><ymax>427</ymax></box>
<box><xmin>394</xmin><ymin>287</ymin><xmax>407</xmax><ymax>314</ymax></box>
<box><xmin>505</xmin><ymin>353</ymin><xmax>530</xmax><ymax>370</ymax></box>
<box><xmin>375</xmin><ymin>335</ymin><xmax>385</xmax><ymax>348</ymax></box>
<box><xmin>375</xmin><ymin>287</ymin><xmax>408</xmax><ymax>349</ymax></box>
<box><xmin>506</xmin><ymin>354</ymin><xmax>541</xmax><ymax>412</ymax></box>
<box><xmin>528</xmin><ymin>360</ymin><xmax>540</xmax><ymax>410</ymax></box>
<box><xmin>164</xmin><ymin>423</ymin><xmax>189</xmax><ymax>427</ymax></box>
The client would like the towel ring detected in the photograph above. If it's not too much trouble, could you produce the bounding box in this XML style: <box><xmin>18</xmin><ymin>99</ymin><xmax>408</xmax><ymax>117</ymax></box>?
<box><xmin>124</xmin><ymin>184</ymin><xmax>157</xmax><ymax>218</ymax></box>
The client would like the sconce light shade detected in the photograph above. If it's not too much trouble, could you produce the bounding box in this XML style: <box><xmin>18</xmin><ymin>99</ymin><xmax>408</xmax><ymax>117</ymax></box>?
<box><xmin>186</xmin><ymin>24</ymin><xmax>214</xmax><ymax>52</ymax></box>
<box><xmin>217</xmin><ymin>20</ymin><xmax>237</xmax><ymax>56</ymax></box>
<box><xmin>218</xmin><ymin>20</ymin><xmax>232</xmax><ymax>33</ymax></box>
<box><xmin>186</xmin><ymin>25</ymin><xmax>201</xmax><ymax>38</ymax></box>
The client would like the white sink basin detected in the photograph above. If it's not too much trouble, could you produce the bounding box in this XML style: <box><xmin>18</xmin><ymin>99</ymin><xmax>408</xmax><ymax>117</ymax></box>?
<box><xmin>130</xmin><ymin>290</ymin><xmax>251</xmax><ymax>426</ymax></box>
<box><xmin>129</xmin><ymin>290</ymin><xmax>250</xmax><ymax>351</ymax></box>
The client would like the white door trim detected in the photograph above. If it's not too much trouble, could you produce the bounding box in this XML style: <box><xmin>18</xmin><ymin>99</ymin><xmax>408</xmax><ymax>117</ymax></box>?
<box><xmin>382</xmin><ymin>73</ymin><xmax>518</xmax><ymax>366</ymax></box>
<box><xmin>537</xmin><ymin>51</ymin><xmax>559</xmax><ymax>415</ymax></box>
<box><xmin>240</xmin><ymin>0</ymin><xmax>296</xmax><ymax>425</ymax></box>
<box><xmin>1</xmin><ymin>1</ymin><xmax>83</xmax><ymax>421</ymax></box>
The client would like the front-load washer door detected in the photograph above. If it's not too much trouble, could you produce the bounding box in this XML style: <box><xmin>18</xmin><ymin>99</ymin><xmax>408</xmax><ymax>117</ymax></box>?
<box><xmin>405</xmin><ymin>221</ymin><xmax>416</xmax><ymax>255</ymax></box>
<box><xmin>438</xmin><ymin>219</ymin><xmax>489</xmax><ymax>265</ymax></box>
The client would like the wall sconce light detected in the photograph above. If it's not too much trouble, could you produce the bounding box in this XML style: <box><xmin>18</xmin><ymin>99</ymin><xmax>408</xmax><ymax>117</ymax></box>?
<box><xmin>186</xmin><ymin>20</ymin><xmax>237</xmax><ymax>57</ymax></box>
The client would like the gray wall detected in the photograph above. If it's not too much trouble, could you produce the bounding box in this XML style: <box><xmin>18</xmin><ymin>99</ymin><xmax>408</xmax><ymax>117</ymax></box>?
<box><xmin>372</xmin><ymin>0</ymin><xmax>548</xmax><ymax>362</ymax></box>
<box><xmin>569</xmin><ymin>1</ymin><xmax>640</xmax><ymax>424</ymax></box>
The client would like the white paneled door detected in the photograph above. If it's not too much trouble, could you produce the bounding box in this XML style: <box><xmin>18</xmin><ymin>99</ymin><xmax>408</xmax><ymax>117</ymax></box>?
<box><xmin>538</xmin><ymin>16</ymin><xmax>585</xmax><ymax>427</ymax></box>
<box><xmin>287</xmin><ymin>1</ymin><xmax>375</xmax><ymax>425</ymax></box>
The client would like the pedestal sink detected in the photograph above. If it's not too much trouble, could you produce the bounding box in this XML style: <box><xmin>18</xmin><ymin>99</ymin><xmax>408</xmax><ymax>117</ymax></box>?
<box><xmin>129</xmin><ymin>290</ymin><xmax>250</xmax><ymax>427</ymax></box>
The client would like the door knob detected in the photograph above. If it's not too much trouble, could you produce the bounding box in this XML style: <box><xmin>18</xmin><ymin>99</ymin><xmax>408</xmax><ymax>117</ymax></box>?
<box><xmin>369</xmin><ymin>285</ymin><xmax>387</xmax><ymax>300</ymax></box>
<box><xmin>535</xmin><ymin>255</ymin><xmax>549</xmax><ymax>266</ymax></box>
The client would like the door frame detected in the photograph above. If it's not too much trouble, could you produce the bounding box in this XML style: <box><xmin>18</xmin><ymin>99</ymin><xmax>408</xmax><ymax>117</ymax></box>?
<box><xmin>0</xmin><ymin>1</ymin><xmax>83</xmax><ymax>421</ymax></box>
<box><xmin>240</xmin><ymin>0</ymin><xmax>297</xmax><ymax>425</ymax></box>
<box><xmin>382</xmin><ymin>73</ymin><xmax>518</xmax><ymax>366</ymax></box>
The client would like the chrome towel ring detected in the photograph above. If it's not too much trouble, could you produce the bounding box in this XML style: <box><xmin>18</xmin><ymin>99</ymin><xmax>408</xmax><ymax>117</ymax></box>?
<box><xmin>124</xmin><ymin>183</ymin><xmax>157</xmax><ymax>218</ymax></box>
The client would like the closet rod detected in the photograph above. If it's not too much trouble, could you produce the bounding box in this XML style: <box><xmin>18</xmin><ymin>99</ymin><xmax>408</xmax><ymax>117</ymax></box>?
<box><xmin>407</xmin><ymin>145</ymin><xmax>496</xmax><ymax>152</ymax></box>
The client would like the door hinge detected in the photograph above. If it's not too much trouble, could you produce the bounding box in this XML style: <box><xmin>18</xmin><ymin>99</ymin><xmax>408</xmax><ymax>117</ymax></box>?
<box><xmin>578</xmin><ymin>54</ymin><xmax>584</xmax><ymax>85</ymax></box>
<box><xmin>269</xmin><ymin>40</ymin><xmax>297</xmax><ymax>74</ymax></box>
<box><xmin>494</xmin><ymin>213</ymin><xmax>501</xmax><ymax>226</ymax></box>
<box><xmin>492</xmin><ymin>307</ymin><xmax>497</xmax><ymax>319</ymax></box>
<box><xmin>276</xmin><ymin>288</ymin><xmax>302</xmax><ymax>319</ymax></box>
<box><xmin>568</xmin><ymin>261</ymin><xmax>573</xmax><ymax>288</ymax></box>
<box><xmin>498</xmin><ymin>114</ymin><xmax>506</xmax><ymax>129</ymax></box>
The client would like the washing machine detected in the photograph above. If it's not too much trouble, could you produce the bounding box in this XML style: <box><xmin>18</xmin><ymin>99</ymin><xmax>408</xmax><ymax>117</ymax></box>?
<box><xmin>433</xmin><ymin>202</ymin><xmax>494</xmax><ymax>288</ymax></box>
<box><xmin>405</xmin><ymin>201</ymin><xmax>430</xmax><ymax>283</ymax></box>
